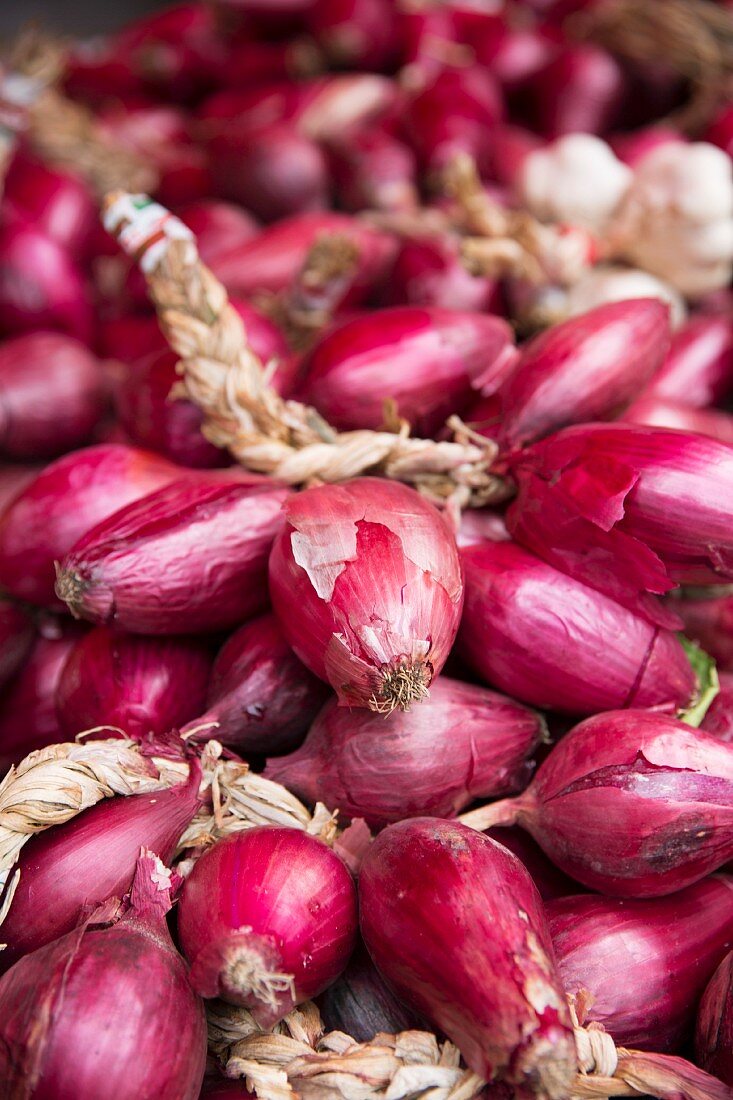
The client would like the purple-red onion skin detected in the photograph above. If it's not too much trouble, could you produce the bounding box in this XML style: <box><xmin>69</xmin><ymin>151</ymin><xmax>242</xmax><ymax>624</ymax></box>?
<box><xmin>531</xmin><ymin>45</ymin><xmax>625</xmax><ymax>137</ymax></box>
<box><xmin>0</xmin><ymin>332</ymin><xmax>107</xmax><ymax>460</ymax></box>
<box><xmin>486</xmin><ymin>827</ymin><xmax>580</xmax><ymax>902</ymax></box>
<box><xmin>548</xmin><ymin>876</ymin><xmax>733</xmax><ymax>1051</ymax></box>
<box><xmin>55</xmin><ymin>625</ymin><xmax>212</xmax><ymax>740</ymax></box>
<box><xmin>0</xmin><ymin>768</ymin><xmax>201</xmax><ymax>969</ymax></box>
<box><xmin>675</xmin><ymin>594</ymin><xmax>733</xmax><ymax>673</ymax></box>
<box><xmin>58</xmin><ymin>478</ymin><xmax>288</xmax><ymax>634</ymax></box>
<box><xmin>459</xmin><ymin>538</ymin><xmax>695</xmax><ymax>715</ymax></box>
<box><xmin>386</xmin><ymin>235</ymin><xmax>502</xmax><ymax>313</ymax></box>
<box><xmin>514</xmin><ymin>710</ymin><xmax>733</xmax><ymax>897</ymax></box>
<box><xmin>640</xmin><ymin>314</ymin><xmax>733</xmax><ymax>408</ymax></box>
<box><xmin>0</xmin><ymin>444</ymin><xmax>179</xmax><ymax>608</ymax></box>
<box><xmin>622</xmin><ymin>397</ymin><xmax>733</xmax><ymax>447</ymax></box>
<box><xmin>182</xmin><ymin>613</ymin><xmax>329</xmax><ymax>755</ymax></box>
<box><xmin>325</xmin><ymin>126</ymin><xmax>417</xmax><ymax>213</ymax></box>
<box><xmin>177</xmin><ymin>827</ymin><xmax>358</xmax><ymax>1026</ymax></box>
<box><xmin>359</xmin><ymin>818</ymin><xmax>576</xmax><ymax>1093</ymax></box>
<box><xmin>498</xmin><ymin>299</ymin><xmax>671</xmax><ymax>450</ymax></box>
<box><xmin>268</xmin><ymin>478</ymin><xmax>463</xmax><ymax>708</ymax></box>
<box><xmin>0</xmin><ymin>854</ymin><xmax>207</xmax><ymax>1100</ymax></box>
<box><xmin>704</xmin><ymin>673</ymin><xmax>733</xmax><ymax>743</ymax></box>
<box><xmin>696</xmin><ymin>949</ymin><xmax>733</xmax><ymax>1086</ymax></box>
<box><xmin>306</xmin><ymin>0</ymin><xmax>400</xmax><ymax>70</ymax></box>
<box><xmin>299</xmin><ymin>307</ymin><xmax>516</xmax><ymax>436</ymax></box>
<box><xmin>4</xmin><ymin>152</ymin><xmax>96</xmax><ymax>257</ymax></box>
<box><xmin>265</xmin><ymin>677</ymin><xmax>542</xmax><ymax>827</ymax></box>
<box><xmin>317</xmin><ymin>943</ymin><xmax>427</xmax><ymax>1041</ymax></box>
<box><xmin>0</xmin><ymin>598</ymin><xmax>34</xmax><ymax>692</ymax></box>
<box><xmin>403</xmin><ymin>67</ymin><xmax>503</xmax><ymax>176</ymax></box>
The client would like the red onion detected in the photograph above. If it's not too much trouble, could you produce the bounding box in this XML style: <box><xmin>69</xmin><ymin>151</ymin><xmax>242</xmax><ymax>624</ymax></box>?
<box><xmin>3</xmin><ymin>151</ymin><xmax>96</xmax><ymax>257</ymax></box>
<box><xmin>386</xmin><ymin>234</ymin><xmax>502</xmax><ymax>313</ymax></box>
<box><xmin>459</xmin><ymin>538</ymin><xmax>697</xmax><ymax>716</ymax></box>
<box><xmin>96</xmin><ymin>313</ymin><xmax>167</xmax><ymax>365</ymax></box>
<box><xmin>116</xmin><ymin>2</ymin><xmax>224</xmax><ymax>102</ymax></box>
<box><xmin>398</xmin><ymin>5</ymin><xmax>462</xmax><ymax>83</ymax></box>
<box><xmin>57</xmin><ymin>477</ymin><xmax>288</xmax><ymax>634</ymax></box>
<box><xmin>306</xmin><ymin>0</ymin><xmax>399</xmax><ymax>69</ymax></box>
<box><xmin>622</xmin><ymin>396</ymin><xmax>733</xmax><ymax>446</ymax></box>
<box><xmin>176</xmin><ymin>200</ymin><xmax>259</xmax><ymax>265</ymax></box>
<box><xmin>0</xmin><ymin>444</ymin><xmax>178</xmax><ymax>607</ymax></box>
<box><xmin>181</xmin><ymin>613</ymin><xmax>328</xmax><ymax>755</ymax></box>
<box><xmin>0</xmin><ymin>221</ymin><xmax>93</xmax><ymax>344</ymax></box>
<box><xmin>463</xmin><ymin>710</ymin><xmax>733</xmax><ymax>897</ymax></box>
<box><xmin>317</xmin><ymin>943</ymin><xmax>427</xmax><ymax>1041</ymax></box>
<box><xmin>0</xmin><ymin>332</ymin><xmax>107</xmax><ymax>460</ymax></box>
<box><xmin>498</xmin><ymin>299</ymin><xmax>671</xmax><ymax>450</ymax></box>
<box><xmin>403</xmin><ymin>66</ymin><xmax>503</xmax><ymax>177</ymax></box>
<box><xmin>507</xmin><ymin>424</ymin><xmax>733</xmax><ymax>614</ymax></box>
<box><xmin>298</xmin><ymin>306</ymin><xmax>516</xmax><ymax>435</ymax></box>
<box><xmin>359</xmin><ymin>817</ymin><xmax>576</xmax><ymax>1092</ymax></box>
<box><xmin>674</xmin><ymin>592</ymin><xmax>733</xmax><ymax>673</ymax></box>
<box><xmin>487</xmin><ymin>827</ymin><xmax>580</xmax><ymax>902</ymax></box>
<box><xmin>474</xmin><ymin>20</ymin><xmax>560</xmax><ymax>93</ymax></box>
<box><xmin>530</xmin><ymin>45</ymin><xmax>625</xmax><ymax>137</ymax></box>
<box><xmin>0</xmin><ymin>762</ymin><xmax>201</xmax><ymax>968</ymax></box>
<box><xmin>638</xmin><ymin>313</ymin><xmax>733</xmax><ymax>408</ymax></box>
<box><xmin>210</xmin><ymin>211</ymin><xmax>396</xmax><ymax>299</ymax></box>
<box><xmin>177</xmin><ymin>828</ymin><xmax>358</xmax><ymax>1025</ymax></box>
<box><xmin>0</xmin><ymin>463</ymin><xmax>43</xmax><ymax>513</ymax></box>
<box><xmin>325</xmin><ymin>126</ymin><xmax>418</xmax><ymax>213</ymax></box>
<box><xmin>489</xmin><ymin>123</ymin><xmax>545</xmax><ymax>189</ymax></box>
<box><xmin>703</xmin><ymin>672</ymin><xmax>733</xmax><ymax>743</ymax></box>
<box><xmin>268</xmin><ymin>478</ymin><xmax>463</xmax><ymax>710</ymax></box>
<box><xmin>0</xmin><ymin>597</ymin><xmax>34</xmax><ymax>691</ymax></box>
<box><xmin>265</xmin><ymin>676</ymin><xmax>543</xmax><ymax>827</ymax></box>
<box><xmin>55</xmin><ymin>625</ymin><xmax>212</xmax><ymax>741</ymax></box>
<box><xmin>548</xmin><ymin>875</ymin><xmax>733</xmax><ymax>1050</ymax></box>
<box><xmin>696</xmin><ymin>949</ymin><xmax>733</xmax><ymax>1086</ymax></box>
<box><xmin>230</xmin><ymin>298</ymin><xmax>290</xmax><ymax>374</ymax></box>
<box><xmin>0</xmin><ymin>619</ymin><xmax>86</xmax><ymax>771</ymax></box>
<box><xmin>0</xmin><ymin>851</ymin><xmax>207</xmax><ymax>1099</ymax></box>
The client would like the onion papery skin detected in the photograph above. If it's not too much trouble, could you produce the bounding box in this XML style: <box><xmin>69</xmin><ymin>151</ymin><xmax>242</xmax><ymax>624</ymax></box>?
<box><xmin>639</xmin><ymin>314</ymin><xmax>733</xmax><ymax>408</ymax></box>
<box><xmin>298</xmin><ymin>306</ymin><xmax>516</xmax><ymax>436</ymax></box>
<box><xmin>696</xmin><ymin>949</ymin><xmax>733</xmax><ymax>1086</ymax></box>
<box><xmin>55</xmin><ymin>625</ymin><xmax>212</xmax><ymax>741</ymax></box>
<box><xmin>57</xmin><ymin>478</ymin><xmax>288</xmax><ymax>635</ymax></box>
<box><xmin>498</xmin><ymin>299</ymin><xmax>671</xmax><ymax>450</ymax></box>
<box><xmin>0</xmin><ymin>221</ymin><xmax>94</xmax><ymax>344</ymax></box>
<box><xmin>359</xmin><ymin>817</ymin><xmax>576</xmax><ymax>1093</ymax></box>
<box><xmin>507</xmin><ymin>424</ymin><xmax>733</xmax><ymax>619</ymax></box>
<box><xmin>497</xmin><ymin>710</ymin><xmax>733</xmax><ymax>897</ymax></box>
<box><xmin>622</xmin><ymin>397</ymin><xmax>733</xmax><ymax>446</ymax></box>
<box><xmin>317</xmin><ymin>942</ymin><xmax>427</xmax><ymax>1041</ymax></box>
<box><xmin>486</xmin><ymin>827</ymin><xmax>581</xmax><ymax>902</ymax></box>
<box><xmin>0</xmin><ymin>463</ymin><xmax>44</xmax><ymax>514</ymax></box>
<box><xmin>548</xmin><ymin>875</ymin><xmax>733</xmax><ymax>1051</ymax></box>
<box><xmin>325</xmin><ymin>126</ymin><xmax>418</xmax><ymax>213</ymax></box>
<box><xmin>3</xmin><ymin>151</ymin><xmax>96</xmax><ymax>257</ymax></box>
<box><xmin>0</xmin><ymin>333</ymin><xmax>107</xmax><ymax>460</ymax></box>
<box><xmin>703</xmin><ymin>673</ymin><xmax>733</xmax><ymax>743</ymax></box>
<box><xmin>265</xmin><ymin>676</ymin><xmax>542</xmax><ymax>827</ymax></box>
<box><xmin>182</xmin><ymin>613</ymin><xmax>328</xmax><ymax>755</ymax></box>
<box><xmin>0</xmin><ymin>852</ymin><xmax>207</xmax><ymax>1100</ymax></box>
<box><xmin>0</xmin><ymin>444</ymin><xmax>179</xmax><ymax>609</ymax></box>
<box><xmin>0</xmin><ymin>598</ymin><xmax>34</xmax><ymax>692</ymax></box>
<box><xmin>403</xmin><ymin>66</ymin><xmax>503</xmax><ymax>177</ymax></box>
<box><xmin>177</xmin><ymin>827</ymin><xmax>358</xmax><ymax>1026</ymax></box>
<box><xmin>268</xmin><ymin>478</ymin><xmax>463</xmax><ymax>710</ymax></box>
<box><xmin>458</xmin><ymin>538</ymin><xmax>695</xmax><ymax>715</ymax></box>
<box><xmin>0</xmin><ymin>620</ymin><xmax>86</xmax><ymax>771</ymax></box>
<box><xmin>674</xmin><ymin>593</ymin><xmax>733</xmax><ymax>673</ymax></box>
<box><xmin>0</xmin><ymin>764</ymin><xmax>201</xmax><ymax>969</ymax></box>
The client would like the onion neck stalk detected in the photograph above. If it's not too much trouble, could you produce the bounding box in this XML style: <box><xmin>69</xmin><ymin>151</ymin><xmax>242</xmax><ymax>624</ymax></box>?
<box><xmin>459</xmin><ymin>792</ymin><xmax>533</xmax><ymax>832</ymax></box>
<box><xmin>369</xmin><ymin>658</ymin><xmax>432</xmax><ymax>713</ymax></box>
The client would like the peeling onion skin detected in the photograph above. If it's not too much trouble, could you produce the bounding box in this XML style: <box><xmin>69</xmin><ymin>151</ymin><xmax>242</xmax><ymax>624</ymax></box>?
<box><xmin>548</xmin><ymin>875</ymin><xmax>733</xmax><ymax>1051</ymax></box>
<box><xmin>359</xmin><ymin>817</ymin><xmax>577</xmax><ymax>1095</ymax></box>
<box><xmin>268</xmin><ymin>478</ymin><xmax>463</xmax><ymax>711</ymax></box>
<box><xmin>696</xmin><ymin>949</ymin><xmax>733</xmax><ymax>1087</ymax></box>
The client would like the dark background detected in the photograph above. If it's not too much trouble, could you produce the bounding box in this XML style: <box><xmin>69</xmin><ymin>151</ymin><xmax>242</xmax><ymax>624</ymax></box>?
<box><xmin>0</xmin><ymin>1</ymin><xmax>169</xmax><ymax>37</ymax></box>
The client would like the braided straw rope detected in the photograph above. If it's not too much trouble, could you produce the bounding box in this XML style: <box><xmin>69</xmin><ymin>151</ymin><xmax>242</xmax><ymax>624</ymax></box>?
<box><xmin>102</xmin><ymin>191</ymin><xmax>507</xmax><ymax>509</ymax></box>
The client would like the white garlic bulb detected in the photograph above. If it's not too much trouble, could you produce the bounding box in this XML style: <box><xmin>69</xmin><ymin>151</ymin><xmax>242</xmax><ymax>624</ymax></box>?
<box><xmin>564</xmin><ymin>265</ymin><xmax>687</xmax><ymax>328</ymax></box>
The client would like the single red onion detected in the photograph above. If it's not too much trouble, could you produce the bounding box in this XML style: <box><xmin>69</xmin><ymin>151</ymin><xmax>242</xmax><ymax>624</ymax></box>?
<box><xmin>498</xmin><ymin>299</ymin><xmax>671</xmax><ymax>450</ymax></box>
<box><xmin>0</xmin><ymin>221</ymin><xmax>93</xmax><ymax>344</ymax></box>
<box><xmin>306</xmin><ymin>0</ymin><xmax>399</xmax><ymax>69</ymax></box>
<box><xmin>359</xmin><ymin>817</ymin><xmax>576</xmax><ymax>1092</ymax></box>
<box><xmin>265</xmin><ymin>676</ymin><xmax>543</xmax><ymax>827</ymax></box>
<box><xmin>0</xmin><ymin>851</ymin><xmax>207</xmax><ymax>1099</ymax></box>
<box><xmin>55</xmin><ymin>625</ymin><xmax>212</xmax><ymax>741</ymax></box>
<box><xmin>3</xmin><ymin>151</ymin><xmax>96</xmax><ymax>257</ymax></box>
<box><xmin>176</xmin><ymin>200</ymin><xmax>259</xmax><ymax>264</ymax></box>
<box><xmin>317</xmin><ymin>942</ymin><xmax>427</xmax><ymax>1041</ymax></box>
<box><xmin>459</xmin><ymin>538</ymin><xmax>697</xmax><ymax>716</ymax></box>
<box><xmin>674</xmin><ymin>592</ymin><xmax>733</xmax><ymax>672</ymax></box>
<box><xmin>325</xmin><ymin>126</ymin><xmax>418</xmax><ymax>213</ymax></box>
<box><xmin>530</xmin><ymin>45</ymin><xmax>625</xmax><ymax>137</ymax></box>
<box><xmin>181</xmin><ymin>613</ymin><xmax>328</xmax><ymax>755</ymax></box>
<box><xmin>0</xmin><ymin>332</ymin><xmax>107</xmax><ymax>460</ymax></box>
<box><xmin>703</xmin><ymin>673</ymin><xmax>733</xmax><ymax>743</ymax></box>
<box><xmin>507</xmin><ymin>424</ymin><xmax>733</xmax><ymax>616</ymax></box>
<box><xmin>0</xmin><ymin>597</ymin><xmax>34</xmax><ymax>691</ymax></box>
<box><xmin>403</xmin><ymin>66</ymin><xmax>503</xmax><ymax>177</ymax></box>
<box><xmin>0</xmin><ymin>444</ymin><xmax>178</xmax><ymax>608</ymax></box>
<box><xmin>177</xmin><ymin>827</ymin><xmax>358</xmax><ymax>1025</ymax></box>
<box><xmin>638</xmin><ymin>313</ymin><xmax>733</xmax><ymax>408</ymax></box>
<box><xmin>0</xmin><ymin>463</ymin><xmax>44</xmax><ymax>513</ymax></box>
<box><xmin>474</xmin><ymin>20</ymin><xmax>560</xmax><ymax>92</ymax></box>
<box><xmin>268</xmin><ymin>478</ymin><xmax>463</xmax><ymax>711</ymax></box>
<box><xmin>622</xmin><ymin>396</ymin><xmax>733</xmax><ymax>446</ymax></box>
<box><xmin>0</xmin><ymin>762</ymin><xmax>201</xmax><ymax>968</ymax></box>
<box><xmin>463</xmin><ymin>710</ymin><xmax>733</xmax><ymax>897</ymax></box>
<box><xmin>0</xmin><ymin>619</ymin><xmax>86</xmax><ymax>771</ymax></box>
<box><xmin>210</xmin><ymin>211</ymin><xmax>396</xmax><ymax>299</ymax></box>
<box><xmin>298</xmin><ymin>306</ymin><xmax>516</xmax><ymax>435</ymax></box>
<box><xmin>117</xmin><ymin>1</ymin><xmax>224</xmax><ymax>102</ymax></box>
<box><xmin>696</xmin><ymin>949</ymin><xmax>733</xmax><ymax>1086</ymax></box>
<box><xmin>548</xmin><ymin>875</ymin><xmax>733</xmax><ymax>1051</ymax></box>
<box><xmin>487</xmin><ymin>827</ymin><xmax>580</xmax><ymax>902</ymax></box>
<box><xmin>386</xmin><ymin>234</ymin><xmax>502</xmax><ymax>313</ymax></box>
<box><xmin>57</xmin><ymin>478</ymin><xmax>288</xmax><ymax>634</ymax></box>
